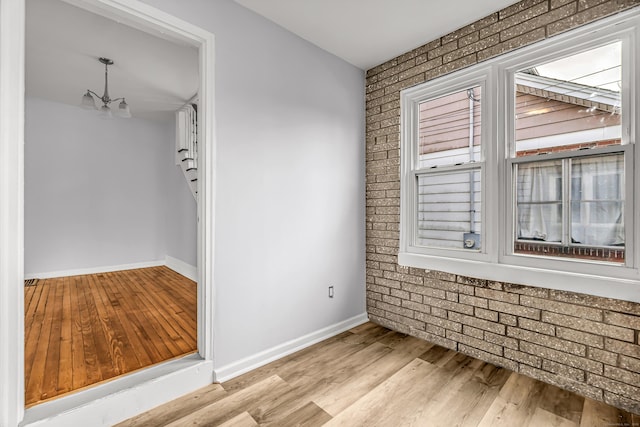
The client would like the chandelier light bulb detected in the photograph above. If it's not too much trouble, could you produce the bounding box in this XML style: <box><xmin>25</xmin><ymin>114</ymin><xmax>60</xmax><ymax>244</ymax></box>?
<box><xmin>81</xmin><ymin>91</ymin><xmax>97</xmax><ymax>109</ymax></box>
<box><xmin>117</xmin><ymin>99</ymin><xmax>132</xmax><ymax>118</ymax></box>
<box><xmin>99</xmin><ymin>104</ymin><xmax>113</xmax><ymax>120</ymax></box>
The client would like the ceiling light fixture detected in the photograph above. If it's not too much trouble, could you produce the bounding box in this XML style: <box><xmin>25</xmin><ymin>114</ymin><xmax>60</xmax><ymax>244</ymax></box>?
<box><xmin>81</xmin><ymin>57</ymin><xmax>131</xmax><ymax>119</ymax></box>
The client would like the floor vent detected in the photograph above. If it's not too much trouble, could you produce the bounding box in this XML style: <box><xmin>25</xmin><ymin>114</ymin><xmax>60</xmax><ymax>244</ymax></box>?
<box><xmin>25</xmin><ymin>278</ymin><xmax>39</xmax><ymax>287</ymax></box>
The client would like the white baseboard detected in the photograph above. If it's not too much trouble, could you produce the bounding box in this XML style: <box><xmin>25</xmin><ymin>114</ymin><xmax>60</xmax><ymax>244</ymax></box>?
<box><xmin>214</xmin><ymin>312</ymin><xmax>370</xmax><ymax>382</ymax></box>
<box><xmin>165</xmin><ymin>255</ymin><xmax>198</xmax><ymax>281</ymax></box>
<box><xmin>22</xmin><ymin>356</ymin><xmax>214</xmax><ymax>427</ymax></box>
<box><xmin>24</xmin><ymin>260</ymin><xmax>165</xmax><ymax>280</ymax></box>
<box><xmin>24</xmin><ymin>257</ymin><xmax>198</xmax><ymax>281</ymax></box>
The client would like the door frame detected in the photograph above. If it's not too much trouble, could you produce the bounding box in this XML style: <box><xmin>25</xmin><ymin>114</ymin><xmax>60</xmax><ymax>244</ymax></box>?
<box><xmin>0</xmin><ymin>1</ymin><xmax>216</xmax><ymax>425</ymax></box>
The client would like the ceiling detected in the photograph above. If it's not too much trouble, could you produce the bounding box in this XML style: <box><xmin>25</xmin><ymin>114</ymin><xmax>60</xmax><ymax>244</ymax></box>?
<box><xmin>26</xmin><ymin>0</ymin><xmax>518</xmax><ymax>120</ymax></box>
<box><xmin>26</xmin><ymin>0</ymin><xmax>199</xmax><ymax>121</ymax></box>
<box><xmin>233</xmin><ymin>0</ymin><xmax>518</xmax><ymax>70</ymax></box>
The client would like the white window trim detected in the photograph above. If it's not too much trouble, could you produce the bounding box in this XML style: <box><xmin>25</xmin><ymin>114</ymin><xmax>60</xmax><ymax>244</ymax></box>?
<box><xmin>401</xmin><ymin>67</ymin><xmax>495</xmax><ymax>263</ymax></box>
<box><xmin>399</xmin><ymin>8</ymin><xmax>640</xmax><ymax>303</ymax></box>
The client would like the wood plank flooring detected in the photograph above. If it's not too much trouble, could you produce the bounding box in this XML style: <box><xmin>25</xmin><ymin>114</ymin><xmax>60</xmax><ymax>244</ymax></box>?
<box><xmin>24</xmin><ymin>266</ymin><xmax>197</xmax><ymax>407</ymax></box>
<box><xmin>118</xmin><ymin>322</ymin><xmax>639</xmax><ymax>427</ymax></box>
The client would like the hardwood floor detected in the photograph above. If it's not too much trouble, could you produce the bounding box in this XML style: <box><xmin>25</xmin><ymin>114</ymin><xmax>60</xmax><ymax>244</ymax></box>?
<box><xmin>24</xmin><ymin>266</ymin><xmax>197</xmax><ymax>407</ymax></box>
<box><xmin>118</xmin><ymin>322</ymin><xmax>639</xmax><ymax>427</ymax></box>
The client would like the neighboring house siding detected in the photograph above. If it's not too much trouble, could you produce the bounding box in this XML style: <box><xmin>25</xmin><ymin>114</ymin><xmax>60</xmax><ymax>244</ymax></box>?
<box><xmin>419</xmin><ymin>88</ymin><xmax>621</xmax><ymax>157</ymax></box>
<box><xmin>419</xmin><ymin>89</ymin><xmax>481</xmax><ymax>155</ymax></box>
<box><xmin>365</xmin><ymin>0</ymin><xmax>640</xmax><ymax>415</ymax></box>
<box><xmin>516</xmin><ymin>92</ymin><xmax>620</xmax><ymax>141</ymax></box>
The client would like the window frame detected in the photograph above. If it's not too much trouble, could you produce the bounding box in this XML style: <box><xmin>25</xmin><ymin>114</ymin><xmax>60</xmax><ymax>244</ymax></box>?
<box><xmin>401</xmin><ymin>67</ymin><xmax>496</xmax><ymax>263</ymax></box>
<box><xmin>399</xmin><ymin>9</ymin><xmax>640</xmax><ymax>302</ymax></box>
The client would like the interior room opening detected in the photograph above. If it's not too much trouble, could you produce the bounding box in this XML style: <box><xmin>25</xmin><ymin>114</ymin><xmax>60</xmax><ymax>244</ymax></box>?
<box><xmin>23</xmin><ymin>0</ymin><xmax>200</xmax><ymax>407</ymax></box>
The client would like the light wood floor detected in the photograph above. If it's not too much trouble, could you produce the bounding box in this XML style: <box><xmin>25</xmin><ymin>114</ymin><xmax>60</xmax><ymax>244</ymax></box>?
<box><xmin>118</xmin><ymin>322</ymin><xmax>639</xmax><ymax>427</ymax></box>
<box><xmin>24</xmin><ymin>266</ymin><xmax>197</xmax><ymax>407</ymax></box>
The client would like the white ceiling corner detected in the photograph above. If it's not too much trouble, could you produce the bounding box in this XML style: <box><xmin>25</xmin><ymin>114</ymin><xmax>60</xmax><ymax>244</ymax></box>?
<box><xmin>233</xmin><ymin>0</ymin><xmax>518</xmax><ymax>70</ymax></box>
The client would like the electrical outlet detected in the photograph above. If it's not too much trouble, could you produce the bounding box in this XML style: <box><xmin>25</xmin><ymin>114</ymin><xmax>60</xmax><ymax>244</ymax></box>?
<box><xmin>328</xmin><ymin>286</ymin><xmax>334</xmax><ymax>298</ymax></box>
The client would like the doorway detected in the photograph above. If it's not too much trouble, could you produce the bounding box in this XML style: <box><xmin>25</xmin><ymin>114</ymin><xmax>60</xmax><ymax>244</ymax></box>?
<box><xmin>0</xmin><ymin>0</ymin><xmax>215</xmax><ymax>425</ymax></box>
<box><xmin>24</xmin><ymin>0</ymin><xmax>200</xmax><ymax>406</ymax></box>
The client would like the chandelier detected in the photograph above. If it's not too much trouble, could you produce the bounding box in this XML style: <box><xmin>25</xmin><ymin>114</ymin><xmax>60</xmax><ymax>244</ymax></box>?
<box><xmin>81</xmin><ymin>57</ymin><xmax>131</xmax><ymax>119</ymax></box>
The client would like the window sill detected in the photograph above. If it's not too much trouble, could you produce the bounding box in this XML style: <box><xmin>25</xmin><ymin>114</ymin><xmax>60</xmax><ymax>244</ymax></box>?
<box><xmin>398</xmin><ymin>251</ymin><xmax>640</xmax><ymax>303</ymax></box>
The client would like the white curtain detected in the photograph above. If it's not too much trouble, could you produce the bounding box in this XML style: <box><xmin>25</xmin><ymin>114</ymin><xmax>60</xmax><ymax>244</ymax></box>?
<box><xmin>571</xmin><ymin>155</ymin><xmax>624</xmax><ymax>246</ymax></box>
<box><xmin>517</xmin><ymin>161</ymin><xmax>563</xmax><ymax>242</ymax></box>
<box><xmin>517</xmin><ymin>154</ymin><xmax>624</xmax><ymax>247</ymax></box>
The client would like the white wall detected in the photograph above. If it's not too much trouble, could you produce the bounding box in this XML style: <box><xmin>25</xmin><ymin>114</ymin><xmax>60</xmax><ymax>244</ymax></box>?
<box><xmin>140</xmin><ymin>0</ymin><xmax>367</xmax><ymax>369</ymax></box>
<box><xmin>24</xmin><ymin>97</ymin><xmax>196</xmax><ymax>275</ymax></box>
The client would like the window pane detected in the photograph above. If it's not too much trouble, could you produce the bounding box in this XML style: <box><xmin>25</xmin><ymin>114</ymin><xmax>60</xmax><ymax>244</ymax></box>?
<box><xmin>419</xmin><ymin>86</ymin><xmax>481</xmax><ymax>168</ymax></box>
<box><xmin>514</xmin><ymin>154</ymin><xmax>625</xmax><ymax>263</ymax></box>
<box><xmin>516</xmin><ymin>160</ymin><xmax>563</xmax><ymax>242</ymax></box>
<box><xmin>514</xmin><ymin>42</ymin><xmax>621</xmax><ymax>156</ymax></box>
<box><xmin>571</xmin><ymin>154</ymin><xmax>624</xmax><ymax>246</ymax></box>
<box><xmin>417</xmin><ymin>169</ymin><xmax>481</xmax><ymax>249</ymax></box>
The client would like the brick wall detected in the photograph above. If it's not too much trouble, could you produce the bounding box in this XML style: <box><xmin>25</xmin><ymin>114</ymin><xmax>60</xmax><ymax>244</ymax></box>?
<box><xmin>365</xmin><ymin>0</ymin><xmax>640</xmax><ymax>414</ymax></box>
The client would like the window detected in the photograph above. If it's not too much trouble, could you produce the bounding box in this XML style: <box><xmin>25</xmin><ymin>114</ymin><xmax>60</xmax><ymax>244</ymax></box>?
<box><xmin>399</xmin><ymin>12</ymin><xmax>640</xmax><ymax>298</ymax></box>
<box><xmin>511</xmin><ymin>41</ymin><xmax>625</xmax><ymax>264</ymax></box>
<box><xmin>417</xmin><ymin>86</ymin><xmax>483</xmax><ymax>250</ymax></box>
<box><xmin>514</xmin><ymin>154</ymin><xmax>625</xmax><ymax>263</ymax></box>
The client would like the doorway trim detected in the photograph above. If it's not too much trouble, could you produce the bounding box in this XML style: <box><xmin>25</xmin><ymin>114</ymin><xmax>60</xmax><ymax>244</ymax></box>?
<box><xmin>0</xmin><ymin>0</ymin><xmax>216</xmax><ymax>425</ymax></box>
